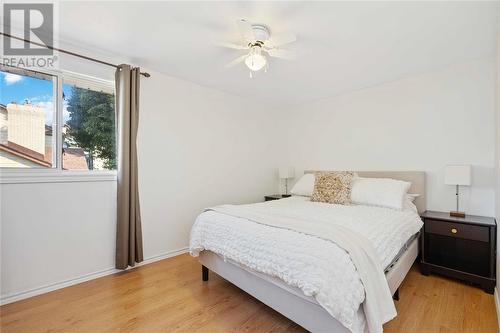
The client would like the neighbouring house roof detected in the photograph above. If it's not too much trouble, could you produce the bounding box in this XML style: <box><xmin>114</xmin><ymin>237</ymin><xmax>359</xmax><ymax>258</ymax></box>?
<box><xmin>0</xmin><ymin>141</ymin><xmax>89</xmax><ymax>170</ymax></box>
<box><xmin>0</xmin><ymin>141</ymin><xmax>52</xmax><ymax>167</ymax></box>
<box><xmin>62</xmin><ymin>147</ymin><xmax>89</xmax><ymax>170</ymax></box>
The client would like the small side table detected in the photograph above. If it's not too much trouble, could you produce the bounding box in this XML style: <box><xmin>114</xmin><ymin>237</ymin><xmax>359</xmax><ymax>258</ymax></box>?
<box><xmin>420</xmin><ymin>210</ymin><xmax>496</xmax><ymax>294</ymax></box>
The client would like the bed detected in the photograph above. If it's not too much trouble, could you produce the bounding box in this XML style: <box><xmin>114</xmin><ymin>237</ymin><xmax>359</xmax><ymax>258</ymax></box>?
<box><xmin>190</xmin><ymin>171</ymin><xmax>425</xmax><ymax>333</ymax></box>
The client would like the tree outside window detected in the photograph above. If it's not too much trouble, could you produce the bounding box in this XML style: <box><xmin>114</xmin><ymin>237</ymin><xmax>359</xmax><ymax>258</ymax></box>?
<box><xmin>64</xmin><ymin>86</ymin><xmax>116</xmax><ymax>170</ymax></box>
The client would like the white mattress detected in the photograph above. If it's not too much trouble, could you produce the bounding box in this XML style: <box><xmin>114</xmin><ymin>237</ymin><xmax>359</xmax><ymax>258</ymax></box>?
<box><xmin>384</xmin><ymin>231</ymin><xmax>420</xmax><ymax>273</ymax></box>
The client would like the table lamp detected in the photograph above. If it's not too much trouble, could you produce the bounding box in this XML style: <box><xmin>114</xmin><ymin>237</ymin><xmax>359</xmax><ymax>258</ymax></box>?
<box><xmin>279</xmin><ymin>167</ymin><xmax>295</xmax><ymax>197</ymax></box>
<box><xmin>445</xmin><ymin>165</ymin><xmax>471</xmax><ymax>218</ymax></box>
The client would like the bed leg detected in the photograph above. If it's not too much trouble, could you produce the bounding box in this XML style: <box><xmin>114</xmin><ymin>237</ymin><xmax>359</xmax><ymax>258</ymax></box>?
<box><xmin>202</xmin><ymin>265</ymin><xmax>209</xmax><ymax>282</ymax></box>
<box><xmin>393</xmin><ymin>288</ymin><xmax>400</xmax><ymax>301</ymax></box>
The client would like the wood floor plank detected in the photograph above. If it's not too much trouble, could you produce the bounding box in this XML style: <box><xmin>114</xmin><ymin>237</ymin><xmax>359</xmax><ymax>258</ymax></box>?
<box><xmin>1</xmin><ymin>254</ymin><xmax>497</xmax><ymax>333</ymax></box>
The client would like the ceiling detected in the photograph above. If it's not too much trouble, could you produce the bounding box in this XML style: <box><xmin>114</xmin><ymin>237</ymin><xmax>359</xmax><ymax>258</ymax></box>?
<box><xmin>25</xmin><ymin>2</ymin><xmax>500</xmax><ymax>104</ymax></box>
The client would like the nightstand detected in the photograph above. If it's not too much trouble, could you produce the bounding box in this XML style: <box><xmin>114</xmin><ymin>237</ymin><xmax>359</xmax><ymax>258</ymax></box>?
<box><xmin>264</xmin><ymin>194</ymin><xmax>291</xmax><ymax>201</ymax></box>
<box><xmin>420</xmin><ymin>210</ymin><xmax>496</xmax><ymax>294</ymax></box>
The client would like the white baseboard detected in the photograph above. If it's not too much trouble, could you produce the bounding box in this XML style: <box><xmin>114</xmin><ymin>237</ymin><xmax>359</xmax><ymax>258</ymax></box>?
<box><xmin>495</xmin><ymin>288</ymin><xmax>500</xmax><ymax>331</ymax></box>
<box><xmin>0</xmin><ymin>247</ymin><xmax>188</xmax><ymax>306</ymax></box>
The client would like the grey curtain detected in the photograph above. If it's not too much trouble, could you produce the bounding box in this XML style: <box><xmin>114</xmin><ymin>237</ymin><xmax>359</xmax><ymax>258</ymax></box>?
<box><xmin>115</xmin><ymin>64</ymin><xmax>143</xmax><ymax>269</ymax></box>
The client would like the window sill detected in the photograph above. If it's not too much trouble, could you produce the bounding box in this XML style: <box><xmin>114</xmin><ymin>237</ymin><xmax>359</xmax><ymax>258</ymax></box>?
<box><xmin>0</xmin><ymin>169</ymin><xmax>117</xmax><ymax>184</ymax></box>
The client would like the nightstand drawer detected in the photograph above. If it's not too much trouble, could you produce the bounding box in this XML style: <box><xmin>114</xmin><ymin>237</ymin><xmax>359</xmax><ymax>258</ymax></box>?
<box><xmin>425</xmin><ymin>219</ymin><xmax>489</xmax><ymax>242</ymax></box>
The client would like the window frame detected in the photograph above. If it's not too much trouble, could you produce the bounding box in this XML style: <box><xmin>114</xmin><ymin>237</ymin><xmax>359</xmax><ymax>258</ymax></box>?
<box><xmin>0</xmin><ymin>66</ymin><xmax>117</xmax><ymax>184</ymax></box>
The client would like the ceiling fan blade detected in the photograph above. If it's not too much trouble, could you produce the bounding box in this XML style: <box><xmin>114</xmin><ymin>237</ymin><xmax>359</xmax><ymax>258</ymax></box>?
<box><xmin>225</xmin><ymin>54</ymin><xmax>248</xmax><ymax>68</ymax></box>
<box><xmin>236</xmin><ymin>19</ymin><xmax>255</xmax><ymax>43</ymax></box>
<box><xmin>267</xmin><ymin>32</ymin><xmax>297</xmax><ymax>47</ymax></box>
<box><xmin>267</xmin><ymin>48</ymin><xmax>295</xmax><ymax>60</ymax></box>
<box><xmin>218</xmin><ymin>42</ymin><xmax>248</xmax><ymax>50</ymax></box>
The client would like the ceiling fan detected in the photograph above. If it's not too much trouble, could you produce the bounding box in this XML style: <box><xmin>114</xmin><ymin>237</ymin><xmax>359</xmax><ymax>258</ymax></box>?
<box><xmin>221</xmin><ymin>19</ymin><xmax>297</xmax><ymax>77</ymax></box>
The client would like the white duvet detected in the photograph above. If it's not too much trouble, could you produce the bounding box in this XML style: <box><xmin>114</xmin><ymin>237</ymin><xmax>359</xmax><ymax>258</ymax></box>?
<box><xmin>189</xmin><ymin>196</ymin><xmax>423</xmax><ymax>333</ymax></box>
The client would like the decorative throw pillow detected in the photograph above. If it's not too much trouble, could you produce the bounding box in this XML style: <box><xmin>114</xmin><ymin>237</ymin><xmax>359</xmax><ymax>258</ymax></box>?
<box><xmin>311</xmin><ymin>171</ymin><xmax>355</xmax><ymax>204</ymax></box>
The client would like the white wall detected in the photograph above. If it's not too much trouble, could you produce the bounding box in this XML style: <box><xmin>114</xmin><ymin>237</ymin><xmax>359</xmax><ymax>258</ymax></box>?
<box><xmin>281</xmin><ymin>58</ymin><xmax>496</xmax><ymax>216</ymax></box>
<box><xmin>0</xmin><ymin>181</ymin><xmax>117</xmax><ymax>300</ymax></box>
<box><xmin>0</xmin><ymin>67</ymin><xmax>281</xmax><ymax>303</ymax></box>
<box><xmin>138</xmin><ymin>69</ymin><xmax>281</xmax><ymax>259</ymax></box>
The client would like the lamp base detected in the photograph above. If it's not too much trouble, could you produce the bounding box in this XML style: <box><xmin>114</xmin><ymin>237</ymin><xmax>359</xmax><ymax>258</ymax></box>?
<box><xmin>450</xmin><ymin>211</ymin><xmax>466</xmax><ymax>218</ymax></box>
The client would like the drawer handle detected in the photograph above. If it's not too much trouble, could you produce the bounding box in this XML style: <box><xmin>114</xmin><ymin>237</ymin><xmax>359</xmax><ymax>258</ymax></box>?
<box><xmin>451</xmin><ymin>228</ymin><xmax>458</xmax><ymax>234</ymax></box>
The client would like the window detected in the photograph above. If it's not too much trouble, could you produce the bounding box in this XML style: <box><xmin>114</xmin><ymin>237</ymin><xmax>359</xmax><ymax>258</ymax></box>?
<box><xmin>0</xmin><ymin>67</ymin><xmax>56</xmax><ymax>168</ymax></box>
<box><xmin>62</xmin><ymin>78</ymin><xmax>116</xmax><ymax>170</ymax></box>
<box><xmin>0</xmin><ymin>65</ymin><xmax>116</xmax><ymax>172</ymax></box>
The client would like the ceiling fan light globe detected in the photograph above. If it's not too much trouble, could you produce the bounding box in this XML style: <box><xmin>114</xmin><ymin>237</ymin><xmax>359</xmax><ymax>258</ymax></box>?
<box><xmin>245</xmin><ymin>54</ymin><xmax>267</xmax><ymax>71</ymax></box>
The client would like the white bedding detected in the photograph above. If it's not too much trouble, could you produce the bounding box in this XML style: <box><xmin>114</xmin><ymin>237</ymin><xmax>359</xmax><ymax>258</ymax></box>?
<box><xmin>189</xmin><ymin>196</ymin><xmax>423</xmax><ymax>333</ymax></box>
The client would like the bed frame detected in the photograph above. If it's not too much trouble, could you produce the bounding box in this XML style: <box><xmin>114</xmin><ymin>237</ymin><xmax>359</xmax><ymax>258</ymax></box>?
<box><xmin>199</xmin><ymin>171</ymin><xmax>426</xmax><ymax>333</ymax></box>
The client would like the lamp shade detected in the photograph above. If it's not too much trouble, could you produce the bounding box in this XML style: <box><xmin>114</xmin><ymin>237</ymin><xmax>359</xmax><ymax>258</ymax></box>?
<box><xmin>245</xmin><ymin>47</ymin><xmax>267</xmax><ymax>71</ymax></box>
<box><xmin>279</xmin><ymin>167</ymin><xmax>295</xmax><ymax>179</ymax></box>
<box><xmin>445</xmin><ymin>165</ymin><xmax>471</xmax><ymax>186</ymax></box>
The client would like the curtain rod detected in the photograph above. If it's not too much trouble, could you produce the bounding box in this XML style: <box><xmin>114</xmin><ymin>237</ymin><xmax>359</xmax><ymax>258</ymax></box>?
<box><xmin>1</xmin><ymin>32</ymin><xmax>151</xmax><ymax>78</ymax></box>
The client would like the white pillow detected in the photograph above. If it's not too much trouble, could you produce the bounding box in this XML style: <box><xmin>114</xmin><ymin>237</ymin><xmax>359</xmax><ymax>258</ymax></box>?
<box><xmin>290</xmin><ymin>173</ymin><xmax>315</xmax><ymax>197</ymax></box>
<box><xmin>350</xmin><ymin>177</ymin><xmax>411</xmax><ymax>210</ymax></box>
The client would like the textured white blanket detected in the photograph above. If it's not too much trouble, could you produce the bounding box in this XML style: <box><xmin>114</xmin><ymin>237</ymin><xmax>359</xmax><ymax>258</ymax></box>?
<box><xmin>190</xmin><ymin>196</ymin><xmax>423</xmax><ymax>333</ymax></box>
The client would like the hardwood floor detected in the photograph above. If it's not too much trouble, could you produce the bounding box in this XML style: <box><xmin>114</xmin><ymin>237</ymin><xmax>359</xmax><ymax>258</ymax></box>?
<box><xmin>1</xmin><ymin>253</ymin><xmax>498</xmax><ymax>333</ymax></box>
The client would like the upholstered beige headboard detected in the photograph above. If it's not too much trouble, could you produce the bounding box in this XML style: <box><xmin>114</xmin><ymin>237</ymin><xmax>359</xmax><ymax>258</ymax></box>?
<box><xmin>305</xmin><ymin>171</ymin><xmax>426</xmax><ymax>213</ymax></box>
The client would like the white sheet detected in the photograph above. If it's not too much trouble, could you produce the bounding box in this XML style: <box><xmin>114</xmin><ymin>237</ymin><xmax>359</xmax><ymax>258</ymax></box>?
<box><xmin>190</xmin><ymin>196</ymin><xmax>423</xmax><ymax>333</ymax></box>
